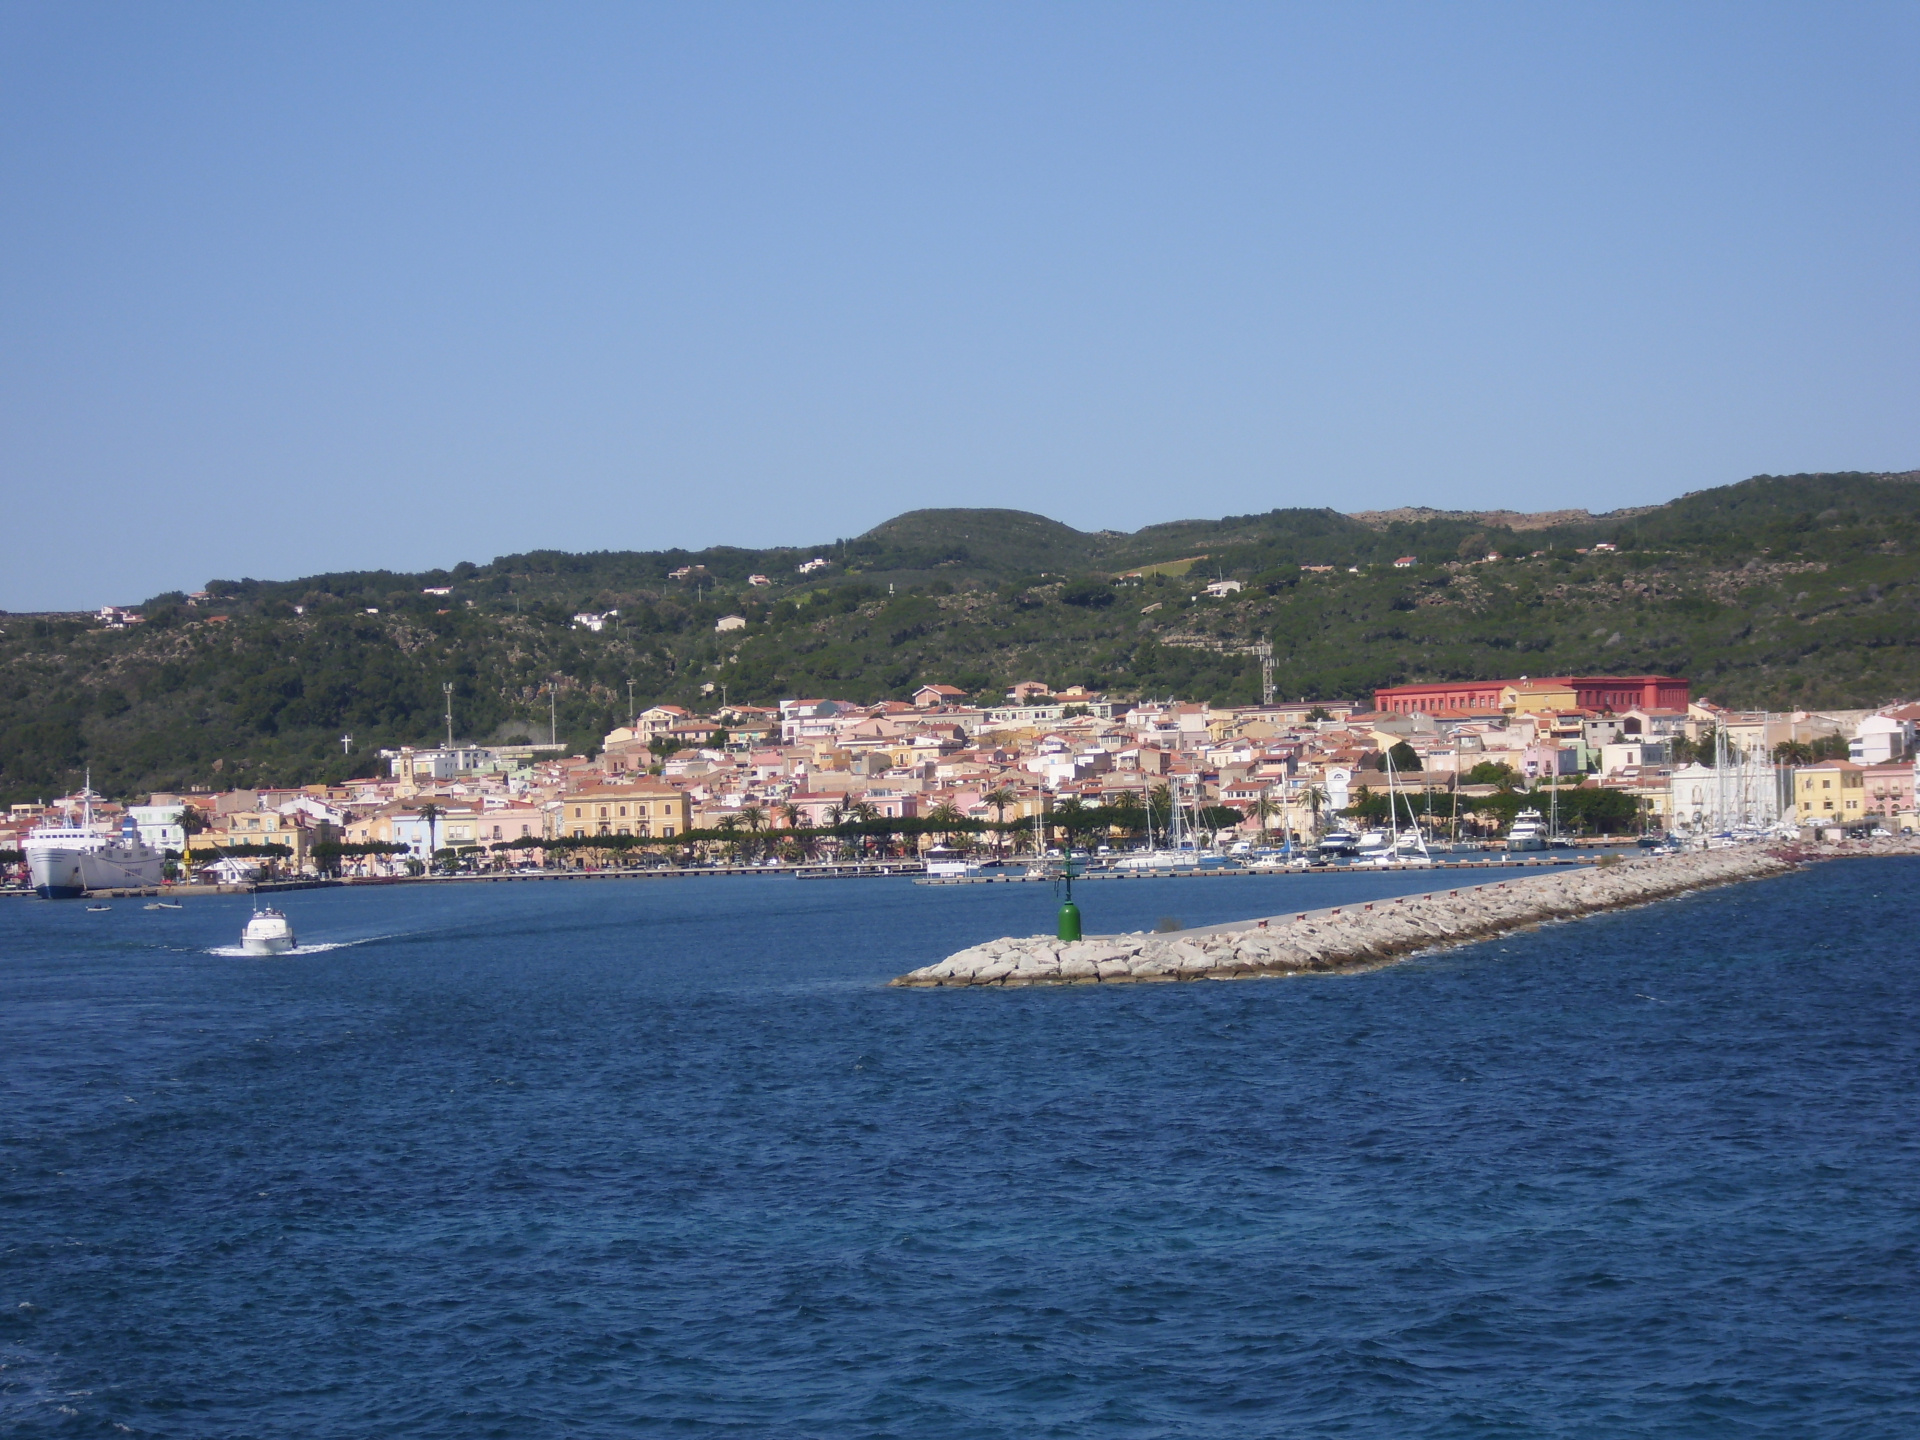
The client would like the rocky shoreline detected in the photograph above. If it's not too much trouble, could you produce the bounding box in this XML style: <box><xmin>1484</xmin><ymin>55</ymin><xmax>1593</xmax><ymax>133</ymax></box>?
<box><xmin>890</xmin><ymin>840</ymin><xmax>1920</xmax><ymax>988</ymax></box>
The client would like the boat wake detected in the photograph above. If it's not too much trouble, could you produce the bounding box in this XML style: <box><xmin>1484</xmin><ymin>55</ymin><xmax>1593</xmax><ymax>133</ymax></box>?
<box><xmin>204</xmin><ymin>936</ymin><xmax>390</xmax><ymax>958</ymax></box>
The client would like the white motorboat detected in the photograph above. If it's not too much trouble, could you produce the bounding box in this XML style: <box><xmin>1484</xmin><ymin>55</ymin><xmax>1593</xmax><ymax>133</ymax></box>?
<box><xmin>1506</xmin><ymin>808</ymin><xmax>1548</xmax><ymax>852</ymax></box>
<box><xmin>1353</xmin><ymin>829</ymin><xmax>1394</xmax><ymax>862</ymax></box>
<box><xmin>922</xmin><ymin>845</ymin><xmax>984</xmax><ymax>878</ymax></box>
<box><xmin>239</xmin><ymin>906</ymin><xmax>296</xmax><ymax>955</ymax></box>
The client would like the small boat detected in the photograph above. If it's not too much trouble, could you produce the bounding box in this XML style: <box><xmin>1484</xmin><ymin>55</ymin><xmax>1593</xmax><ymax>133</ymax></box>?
<box><xmin>922</xmin><ymin>845</ymin><xmax>984</xmax><ymax>878</ymax></box>
<box><xmin>144</xmin><ymin>901</ymin><xmax>184</xmax><ymax>911</ymax></box>
<box><xmin>85</xmin><ymin>903</ymin><xmax>112</xmax><ymax>912</ymax></box>
<box><xmin>239</xmin><ymin>906</ymin><xmax>296</xmax><ymax>955</ymax></box>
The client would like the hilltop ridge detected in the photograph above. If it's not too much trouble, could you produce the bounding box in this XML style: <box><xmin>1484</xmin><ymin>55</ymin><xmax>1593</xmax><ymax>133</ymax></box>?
<box><xmin>0</xmin><ymin>469</ymin><xmax>1915</xmax><ymax>801</ymax></box>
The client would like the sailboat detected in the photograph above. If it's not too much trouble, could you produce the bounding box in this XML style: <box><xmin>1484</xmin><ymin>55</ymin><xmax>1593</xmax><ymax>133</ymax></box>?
<box><xmin>1357</xmin><ymin>747</ymin><xmax>1433</xmax><ymax>866</ymax></box>
<box><xmin>1114</xmin><ymin>777</ymin><xmax>1228</xmax><ymax>870</ymax></box>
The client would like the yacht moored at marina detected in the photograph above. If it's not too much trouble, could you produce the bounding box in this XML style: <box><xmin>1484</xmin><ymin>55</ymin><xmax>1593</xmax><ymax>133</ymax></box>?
<box><xmin>1506</xmin><ymin>808</ymin><xmax>1548</xmax><ymax>852</ymax></box>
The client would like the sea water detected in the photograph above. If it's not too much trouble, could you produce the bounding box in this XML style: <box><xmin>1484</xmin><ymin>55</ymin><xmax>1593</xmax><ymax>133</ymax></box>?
<box><xmin>2</xmin><ymin>861</ymin><xmax>1916</xmax><ymax>1437</ymax></box>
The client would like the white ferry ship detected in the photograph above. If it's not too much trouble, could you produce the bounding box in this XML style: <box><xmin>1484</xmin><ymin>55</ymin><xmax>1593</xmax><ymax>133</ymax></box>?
<box><xmin>25</xmin><ymin>788</ymin><xmax>165</xmax><ymax>898</ymax></box>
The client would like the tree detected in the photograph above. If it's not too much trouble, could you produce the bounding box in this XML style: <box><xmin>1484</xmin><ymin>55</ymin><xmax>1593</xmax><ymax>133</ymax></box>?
<box><xmin>417</xmin><ymin>803</ymin><xmax>442</xmax><ymax>858</ymax></box>
<box><xmin>1464</xmin><ymin>760</ymin><xmax>1519</xmax><ymax>789</ymax></box>
<box><xmin>1251</xmin><ymin>789</ymin><xmax>1278</xmax><ymax>844</ymax></box>
<box><xmin>1109</xmin><ymin>789</ymin><xmax>1147</xmax><ymax>843</ymax></box>
<box><xmin>738</xmin><ymin>804</ymin><xmax>766</xmax><ymax>862</ymax></box>
<box><xmin>1375</xmin><ymin>740</ymin><xmax>1420</xmax><ymax>772</ymax></box>
<box><xmin>926</xmin><ymin>800</ymin><xmax>965</xmax><ymax>845</ymax></box>
<box><xmin>981</xmin><ymin>785</ymin><xmax>1016</xmax><ymax>844</ymax></box>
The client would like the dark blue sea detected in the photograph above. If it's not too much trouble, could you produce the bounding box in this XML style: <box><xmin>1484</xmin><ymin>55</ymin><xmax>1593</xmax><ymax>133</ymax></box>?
<box><xmin>3</xmin><ymin>860</ymin><xmax>1917</xmax><ymax>1438</ymax></box>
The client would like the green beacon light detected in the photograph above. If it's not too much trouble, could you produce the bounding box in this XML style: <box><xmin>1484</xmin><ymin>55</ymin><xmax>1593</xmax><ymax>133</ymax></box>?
<box><xmin>1057</xmin><ymin>843</ymin><xmax>1082</xmax><ymax>942</ymax></box>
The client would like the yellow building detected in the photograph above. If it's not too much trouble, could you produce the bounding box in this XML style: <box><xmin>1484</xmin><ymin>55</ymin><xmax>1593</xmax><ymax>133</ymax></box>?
<box><xmin>564</xmin><ymin>784</ymin><xmax>691</xmax><ymax>839</ymax></box>
<box><xmin>1500</xmin><ymin>681</ymin><xmax>1579</xmax><ymax>715</ymax></box>
<box><xmin>1794</xmin><ymin>761</ymin><xmax>1866</xmax><ymax>824</ymax></box>
<box><xmin>186</xmin><ymin>807</ymin><xmax>335</xmax><ymax>871</ymax></box>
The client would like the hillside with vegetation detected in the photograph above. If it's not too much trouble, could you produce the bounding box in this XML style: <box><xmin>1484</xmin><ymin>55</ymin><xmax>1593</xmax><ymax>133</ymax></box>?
<box><xmin>1</xmin><ymin>470</ymin><xmax>1916</xmax><ymax>802</ymax></box>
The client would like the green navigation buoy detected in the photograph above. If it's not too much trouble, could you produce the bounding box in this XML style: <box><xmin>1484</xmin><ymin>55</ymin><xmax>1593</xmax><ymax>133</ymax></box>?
<box><xmin>1056</xmin><ymin>842</ymin><xmax>1082</xmax><ymax>941</ymax></box>
<box><xmin>1057</xmin><ymin>899</ymin><xmax>1082</xmax><ymax>942</ymax></box>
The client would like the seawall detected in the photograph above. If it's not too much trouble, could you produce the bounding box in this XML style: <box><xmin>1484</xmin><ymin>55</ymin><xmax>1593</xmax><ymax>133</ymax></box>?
<box><xmin>889</xmin><ymin>841</ymin><xmax>1919</xmax><ymax>988</ymax></box>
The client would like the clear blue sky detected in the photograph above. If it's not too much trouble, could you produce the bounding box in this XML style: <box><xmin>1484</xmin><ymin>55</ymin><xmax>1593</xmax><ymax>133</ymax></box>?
<box><xmin>3</xmin><ymin>2</ymin><xmax>1915</xmax><ymax>611</ymax></box>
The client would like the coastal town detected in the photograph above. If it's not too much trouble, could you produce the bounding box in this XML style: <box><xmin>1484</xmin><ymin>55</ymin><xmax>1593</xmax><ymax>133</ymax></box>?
<box><xmin>5</xmin><ymin>672</ymin><xmax>1916</xmax><ymax>889</ymax></box>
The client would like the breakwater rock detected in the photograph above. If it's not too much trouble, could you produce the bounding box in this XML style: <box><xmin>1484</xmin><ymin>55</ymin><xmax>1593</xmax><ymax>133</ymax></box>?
<box><xmin>891</xmin><ymin>847</ymin><xmax>1807</xmax><ymax>988</ymax></box>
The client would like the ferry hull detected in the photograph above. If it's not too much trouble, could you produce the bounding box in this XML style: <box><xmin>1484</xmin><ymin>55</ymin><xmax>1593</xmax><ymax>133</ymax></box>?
<box><xmin>27</xmin><ymin>847</ymin><xmax>88</xmax><ymax>899</ymax></box>
<box><xmin>26</xmin><ymin>842</ymin><xmax>164</xmax><ymax>897</ymax></box>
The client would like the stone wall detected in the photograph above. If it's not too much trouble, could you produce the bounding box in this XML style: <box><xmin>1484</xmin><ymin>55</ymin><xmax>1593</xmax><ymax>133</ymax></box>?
<box><xmin>890</xmin><ymin>842</ymin><xmax>1917</xmax><ymax>988</ymax></box>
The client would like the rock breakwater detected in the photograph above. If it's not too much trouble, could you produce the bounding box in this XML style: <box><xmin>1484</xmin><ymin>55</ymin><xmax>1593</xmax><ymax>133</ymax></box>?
<box><xmin>892</xmin><ymin>847</ymin><xmax>1809</xmax><ymax>988</ymax></box>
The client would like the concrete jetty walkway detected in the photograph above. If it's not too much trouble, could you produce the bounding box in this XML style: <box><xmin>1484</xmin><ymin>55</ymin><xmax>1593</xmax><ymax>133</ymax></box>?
<box><xmin>889</xmin><ymin>840</ymin><xmax>1918</xmax><ymax>988</ymax></box>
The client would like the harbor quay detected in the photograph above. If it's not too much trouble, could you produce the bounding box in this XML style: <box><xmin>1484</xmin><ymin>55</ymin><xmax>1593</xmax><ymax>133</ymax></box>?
<box><xmin>890</xmin><ymin>838</ymin><xmax>1920</xmax><ymax>988</ymax></box>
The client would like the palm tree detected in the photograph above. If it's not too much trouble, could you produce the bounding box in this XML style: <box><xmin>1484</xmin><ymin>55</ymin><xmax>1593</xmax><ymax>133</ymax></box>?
<box><xmin>738</xmin><ymin>804</ymin><xmax>766</xmax><ymax>863</ymax></box>
<box><xmin>926</xmin><ymin>800</ymin><xmax>964</xmax><ymax>847</ymax></box>
<box><xmin>851</xmin><ymin>801</ymin><xmax>882</xmax><ymax>856</ymax></box>
<box><xmin>1053</xmin><ymin>795</ymin><xmax>1087</xmax><ymax>855</ymax></box>
<box><xmin>981</xmin><ymin>786</ymin><xmax>1015</xmax><ymax>857</ymax></box>
<box><xmin>417</xmin><ymin>803</ymin><xmax>442</xmax><ymax>865</ymax></box>
<box><xmin>1251</xmin><ymin>789</ymin><xmax>1278</xmax><ymax>846</ymax></box>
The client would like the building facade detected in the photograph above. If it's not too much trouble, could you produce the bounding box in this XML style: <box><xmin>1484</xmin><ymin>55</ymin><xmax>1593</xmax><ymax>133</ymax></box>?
<box><xmin>1374</xmin><ymin>676</ymin><xmax>1690</xmax><ymax>715</ymax></box>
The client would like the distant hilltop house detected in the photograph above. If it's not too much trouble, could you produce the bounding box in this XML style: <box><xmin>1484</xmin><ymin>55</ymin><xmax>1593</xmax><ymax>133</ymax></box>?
<box><xmin>1374</xmin><ymin>675</ymin><xmax>1690</xmax><ymax>716</ymax></box>
<box><xmin>97</xmin><ymin>605</ymin><xmax>144</xmax><ymax>628</ymax></box>
<box><xmin>667</xmin><ymin>565</ymin><xmax>707</xmax><ymax>581</ymax></box>
<box><xmin>1300</xmin><ymin>564</ymin><xmax>1335</xmax><ymax>574</ymax></box>
<box><xmin>571</xmin><ymin>610</ymin><xmax>618</xmax><ymax>632</ymax></box>
<box><xmin>1007</xmin><ymin>680</ymin><xmax>1052</xmax><ymax>702</ymax></box>
<box><xmin>421</xmin><ymin>586</ymin><xmax>452</xmax><ymax>596</ymax></box>
<box><xmin>797</xmin><ymin>557</ymin><xmax>831</xmax><ymax>575</ymax></box>
<box><xmin>715</xmin><ymin>614</ymin><xmax>747</xmax><ymax>632</ymax></box>
<box><xmin>913</xmin><ymin>683</ymin><xmax>967</xmax><ymax>709</ymax></box>
<box><xmin>1203</xmin><ymin>579</ymin><xmax>1243</xmax><ymax>598</ymax></box>
<box><xmin>747</xmin><ymin>574</ymin><xmax>772</xmax><ymax>587</ymax></box>
<box><xmin>1392</xmin><ymin>556</ymin><xmax>1416</xmax><ymax>568</ymax></box>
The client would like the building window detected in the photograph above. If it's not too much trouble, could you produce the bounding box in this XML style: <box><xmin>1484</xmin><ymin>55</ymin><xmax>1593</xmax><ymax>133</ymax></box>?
<box><xmin>572</xmin><ymin>827</ymin><xmax>585</xmax><ymax>838</ymax></box>
<box><xmin>520</xmin><ymin>824</ymin><xmax>531</xmax><ymax>837</ymax></box>
<box><xmin>662</xmin><ymin>826</ymin><xmax>674</xmax><ymax>837</ymax></box>
<box><xmin>618</xmin><ymin>805</ymin><xmax>627</xmax><ymax>818</ymax></box>
<box><xmin>573</xmin><ymin>807</ymin><xmax>583</xmax><ymax>819</ymax></box>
